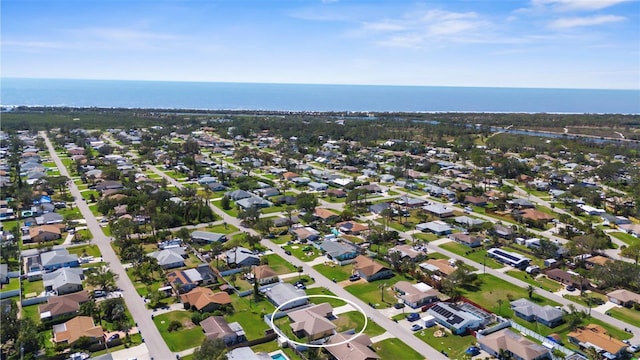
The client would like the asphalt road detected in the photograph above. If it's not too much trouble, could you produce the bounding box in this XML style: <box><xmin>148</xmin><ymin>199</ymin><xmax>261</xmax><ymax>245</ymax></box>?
<box><xmin>42</xmin><ymin>132</ymin><xmax>172</xmax><ymax>360</ymax></box>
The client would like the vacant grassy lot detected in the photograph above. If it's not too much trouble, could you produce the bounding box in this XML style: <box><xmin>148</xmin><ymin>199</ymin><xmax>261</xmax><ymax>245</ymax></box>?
<box><xmin>333</xmin><ymin>310</ymin><xmax>385</xmax><ymax>337</ymax></box>
<box><xmin>67</xmin><ymin>244</ymin><xmax>101</xmax><ymax>258</ymax></box>
<box><xmin>505</xmin><ymin>270</ymin><xmax>563</xmax><ymax>292</ymax></box>
<box><xmin>372</xmin><ymin>338</ymin><xmax>424</xmax><ymax>360</ymax></box>
<box><xmin>313</xmin><ymin>263</ymin><xmax>354</xmax><ymax>282</ymax></box>
<box><xmin>306</xmin><ymin>287</ymin><xmax>344</xmax><ymax>308</ymax></box>
<box><xmin>344</xmin><ymin>276</ymin><xmax>401</xmax><ymax>309</ymax></box>
<box><xmin>153</xmin><ymin>310</ymin><xmax>205</xmax><ymax>351</ymax></box>
<box><xmin>439</xmin><ymin>242</ymin><xmax>501</xmax><ymax>269</ymax></box>
<box><xmin>262</xmin><ymin>254</ymin><xmax>297</xmax><ymax>274</ymax></box>
<box><xmin>415</xmin><ymin>325</ymin><xmax>477</xmax><ymax>359</ymax></box>
<box><xmin>226</xmin><ymin>294</ymin><xmax>275</xmax><ymax>340</ymax></box>
<box><xmin>607</xmin><ymin>306</ymin><xmax>640</xmax><ymax>327</ymax></box>
<box><xmin>200</xmin><ymin>223</ymin><xmax>239</xmax><ymax>234</ymax></box>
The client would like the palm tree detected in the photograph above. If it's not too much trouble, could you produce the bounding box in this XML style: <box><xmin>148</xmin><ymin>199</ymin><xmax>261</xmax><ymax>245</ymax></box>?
<box><xmin>526</xmin><ymin>285</ymin><xmax>535</xmax><ymax>299</ymax></box>
<box><xmin>86</xmin><ymin>266</ymin><xmax>119</xmax><ymax>292</ymax></box>
<box><xmin>585</xmin><ymin>346</ymin><xmax>600</xmax><ymax>360</ymax></box>
<box><xmin>497</xmin><ymin>299</ymin><xmax>504</xmax><ymax>316</ymax></box>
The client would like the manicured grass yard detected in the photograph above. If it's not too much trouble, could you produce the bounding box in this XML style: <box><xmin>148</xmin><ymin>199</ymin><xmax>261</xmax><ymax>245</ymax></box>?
<box><xmin>313</xmin><ymin>263</ymin><xmax>354</xmax><ymax>282</ymax></box>
<box><xmin>67</xmin><ymin>244</ymin><xmax>102</xmax><ymax>258</ymax></box>
<box><xmin>415</xmin><ymin>325</ymin><xmax>477</xmax><ymax>359</ymax></box>
<box><xmin>212</xmin><ymin>199</ymin><xmax>239</xmax><ymax>217</ymax></box>
<box><xmin>226</xmin><ymin>295</ymin><xmax>275</xmax><ymax>340</ymax></box>
<box><xmin>372</xmin><ymin>338</ymin><xmax>424</xmax><ymax>360</ymax></box>
<box><xmin>283</xmin><ymin>244</ymin><xmax>321</xmax><ymax>262</ymax></box>
<box><xmin>505</xmin><ymin>270</ymin><xmax>562</xmax><ymax>292</ymax></box>
<box><xmin>607</xmin><ymin>306</ymin><xmax>640</xmax><ymax>327</ymax></box>
<box><xmin>20</xmin><ymin>304</ymin><xmax>41</xmax><ymax>323</ymax></box>
<box><xmin>262</xmin><ymin>254</ymin><xmax>297</xmax><ymax>274</ymax></box>
<box><xmin>200</xmin><ymin>223</ymin><xmax>239</xmax><ymax>234</ymax></box>
<box><xmin>439</xmin><ymin>242</ymin><xmax>501</xmax><ymax>269</ymax></box>
<box><xmin>333</xmin><ymin>311</ymin><xmax>385</xmax><ymax>337</ymax></box>
<box><xmin>344</xmin><ymin>276</ymin><xmax>400</xmax><ymax>309</ymax></box>
<box><xmin>22</xmin><ymin>279</ymin><xmax>44</xmax><ymax>298</ymax></box>
<box><xmin>305</xmin><ymin>287</ymin><xmax>345</xmax><ymax>308</ymax></box>
<box><xmin>153</xmin><ymin>310</ymin><xmax>205</xmax><ymax>351</ymax></box>
<box><xmin>1</xmin><ymin>277</ymin><xmax>20</xmax><ymax>292</ymax></box>
<box><xmin>610</xmin><ymin>231</ymin><xmax>639</xmax><ymax>246</ymax></box>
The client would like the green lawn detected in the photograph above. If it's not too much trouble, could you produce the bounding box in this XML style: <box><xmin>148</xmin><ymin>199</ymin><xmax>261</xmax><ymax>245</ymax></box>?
<box><xmin>67</xmin><ymin>244</ymin><xmax>102</xmax><ymax>258</ymax></box>
<box><xmin>262</xmin><ymin>254</ymin><xmax>297</xmax><ymax>274</ymax></box>
<box><xmin>200</xmin><ymin>223</ymin><xmax>239</xmax><ymax>234</ymax></box>
<box><xmin>305</xmin><ymin>287</ymin><xmax>345</xmax><ymax>308</ymax></box>
<box><xmin>372</xmin><ymin>338</ymin><xmax>424</xmax><ymax>360</ymax></box>
<box><xmin>212</xmin><ymin>199</ymin><xmax>239</xmax><ymax>217</ymax></box>
<box><xmin>283</xmin><ymin>244</ymin><xmax>321</xmax><ymax>262</ymax></box>
<box><xmin>333</xmin><ymin>310</ymin><xmax>385</xmax><ymax>337</ymax></box>
<box><xmin>607</xmin><ymin>306</ymin><xmax>640</xmax><ymax>327</ymax></box>
<box><xmin>415</xmin><ymin>325</ymin><xmax>477</xmax><ymax>359</ymax></box>
<box><xmin>313</xmin><ymin>263</ymin><xmax>354</xmax><ymax>282</ymax></box>
<box><xmin>439</xmin><ymin>242</ymin><xmax>501</xmax><ymax>269</ymax></box>
<box><xmin>20</xmin><ymin>304</ymin><xmax>41</xmax><ymax>323</ymax></box>
<box><xmin>344</xmin><ymin>276</ymin><xmax>401</xmax><ymax>309</ymax></box>
<box><xmin>153</xmin><ymin>310</ymin><xmax>205</xmax><ymax>351</ymax></box>
<box><xmin>413</xmin><ymin>232</ymin><xmax>439</xmax><ymax>242</ymax></box>
<box><xmin>610</xmin><ymin>231</ymin><xmax>639</xmax><ymax>246</ymax></box>
<box><xmin>1</xmin><ymin>277</ymin><xmax>20</xmax><ymax>292</ymax></box>
<box><xmin>505</xmin><ymin>270</ymin><xmax>563</xmax><ymax>292</ymax></box>
<box><xmin>563</xmin><ymin>292</ymin><xmax>608</xmax><ymax>308</ymax></box>
<box><xmin>226</xmin><ymin>295</ymin><xmax>275</xmax><ymax>340</ymax></box>
<box><xmin>23</xmin><ymin>279</ymin><xmax>44</xmax><ymax>298</ymax></box>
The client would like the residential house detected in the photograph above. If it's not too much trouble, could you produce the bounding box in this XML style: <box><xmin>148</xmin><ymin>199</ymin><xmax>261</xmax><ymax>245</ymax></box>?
<box><xmin>147</xmin><ymin>247</ymin><xmax>186</xmax><ymax>269</ymax></box>
<box><xmin>416</xmin><ymin>220</ymin><xmax>452</xmax><ymax>235</ymax></box>
<box><xmin>40</xmin><ymin>249</ymin><xmax>80</xmax><ymax>271</ymax></box>
<box><xmin>423</xmin><ymin>204</ymin><xmax>454</xmax><ymax>218</ymax></box>
<box><xmin>207</xmin><ymin>182</ymin><xmax>227</xmax><ymax>192</ymax></box>
<box><xmin>191</xmin><ymin>231</ymin><xmax>227</xmax><ymax>244</ymax></box>
<box><xmin>251</xmin><ymin>265</ymin><xmax>279</xmax><ymax>285</ymax></box>
<box><xmin>420</xmin><ymin>259</ymin><xmax>456</xmax><ymax>278</ymax></box>
<box><xmin>510</xmin><ymin>298</ymin><xmax>564</xmax><ymax>328</ymax></box>
<box><xmin>354</xmin><ymin>255</ymin><xmax>393</xmax><ymax>282</ymax></box>
<box><xmin>510</xmin><ymin>199</ymin><xmax>536</xmax><ymax>209</ymax></box>
<box><xmin>288</xmin><ymin>303</ymin><xmax>336</xmax><ymax>341</ymax></box>
<box><xmin>394</xmin><ymin>281</ymin><xmax>439</xmax><ymax>309</ymax></box>
<box><xmin>313</xmin><ymin>208</ymin><xmax>340</xmax><ymax>223</ymax></box>
<box><xmin>518</xmin><ymin>209</ymin><xmax>555</xmax><ymax>223</ymax></box>
<box><xmin>27</xmin><ymin>225</ymin><xmax>63</xmax><ymax>243</ymax></box>
<box><xmin>308</xmin><ymin>182</ymin><xmax>329</xmax><ymax>192</ymax></box>
<box><xmin>236</xmin><ymin>196</ymin><xmax>272</xmax><ymax>209</ymax></box>
<box><xmin>326</xmin><ymin>333</ymin><xmax>380</xmax><ymax>360</ymax></box>
<box><xmin>180</xmin><ymin>287</ymin><xmax>232</xmax><ymax>312</ymax></box>
<box><xmin>321</xmin><ymin>240</ymin><xmax>360</xmax><ymax>265</ymax></box>
<box><xmin>449</xmin><ymin>233</ymin><xmax>483</xmax><ymax>248</ymax></box>
<box><xmin>94</xmin><ymin>180</ymin><xmax>124</xmax><ymax>193</ymax></box>
<box><xmin>227</xmin><ymin>189</ymin><xmax>252</xmax><ymax>201</ymax></box>
<box><xmin>585</xmin><ymin>255</ymin><xmax>610</xmax><ymax>269</ymax></box>
<box><xmin>35</xmin><ymin>212</ymin><xmax>64</xmax><ymax>226</ymax></box>
<box><xmin>43</xmin><ymin>267</ymin><xmax>84</xmax><ymax>295</ymax></box>
<box><xmin>368</xmin><ymin>202</ymin><xmax>391</xmax><ymax>215</ymax></box>
<box><xmin>53</xmin><ymin>316</ymin><xmax>104</xmax><ymax>345</ymax></box>
<box><xmin>326</xmin><ymin>189</ymin><xmax>347</xmax><ymax>198</ymax></box>
<box><xmin>427</xmin><ymin>302</ymin><xmax>484</xmax><ymax>335</ymax></box>
<box><xmin>336</xmin><ymin>221</ymin><xmax>369</xmax><ymax>235</ymax></box>
<box><xmin>395</xmin><ymin>195</ymin><xmax>426</xmax><ymax>208</ymax></box>
<box><xmin>264</xmin><ymin>283</ymin><xmax>307</xmax><ymax>310</ymax></box>
<box><xmin>226</xmin><ymin>347</ymin><xmax>271</xmax><ymax>360</ymax></box>
<box><xmin>493</xmin><ymin>224</ymin><xmax>515</xmax><ymax>239</ymax></box>
<box><xmin>200</xmin><ymin>316</ymin><xmax>245</xmax><ymax>345</ymax></box>
<box><xmin>167</xmin><ymin>264</ymin><xmax>218</xmax><ymax>293</ymax></box>
<box><xmin>464</xmin><ymin>196</ymin><xmax>488</xmax><ymax>207</ymax></box>
<box><xmin>545</xmin><ymin>269</ymin><xmax>590</xmax><ymax>289</ymax></box>
<box><xmin>606</xmin><ymin>289</ymin><xmax>640</xmax><ymax>307</ymax></box>
<box><xmin>567</xmin><ymin>324</ymin><xmax>628</xmax><ymax>359</ymax></box>
<box><xmin>478</xmin><ymin>328</ymin><xmax>551</xmax><ymax>360</ymax></box>
<box><xmin>38</xmin><ymin>290</ymin><xmax>90</xmax><ymax>321</ymax></box>
<box><xmin>225</xmin><ymin>247</ymin><xmax>260</xmax><ymax>268</ymax></box>
<box><xmin>389</xmin><ymin>245</ymin><xmax>424</xmax><ymax>262</ymax></box>
<box><xmin>273</xmin><ymin>216</ymin><xmax>300</xmax><ymax>227</ymax></box>
<box><xmin>291</xmin><ymin>226</ymin><xmax>320</xmax><ymax>242</ymax></box>
<box><xmin>454</xmin><ymin>216</ymin><xmax>486</xmax><ymax>228</ymax></box>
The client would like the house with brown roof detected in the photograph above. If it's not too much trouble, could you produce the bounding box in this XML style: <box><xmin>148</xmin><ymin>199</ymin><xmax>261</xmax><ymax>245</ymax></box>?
<box><xmin>180</xmin><ymin>287</ymin><xmax>232</xmax><ymax>313</ymax></box>
<box><xmin>394</xmin><ymin>281</ymin><xmax>439</xmax><ymax>309</ymax></box>
<box><xmin>250</xmin><ymin>265</ymin><xmax>279</xmax><ymax>285</ymax></box>
<box><xmin>420</xmin><ymin>259</ymin><xmax>456</xmax><ymax>277</ymax></box>
<box><xmin>519</xmin><ymin>209</ymin><xmax>555</xmax><ymax>222</ymax></box>
<box><xmin>354</xmin><ymin>255</ymin><xmax>393</xmax><ymax>282</ymax></box>
<box><xmin>545</xmin><ymin>269</ymin><xmax>590</xmax><ymax>289</ymax></box>
<box><xmin>27</xmin><ymin>224</ymin><xmax>62</xmax><ymax>243</ymax></box>
<box><xmin>313</xmin><ymin>208</ymin><xmax>339</xmax><ymax>223</ymax></box>
<box><xmin>53</xmin><ymin>316</ymin><xmax>104</xmax><ymax>345</ymax></box>
<box><xmin>38</xmin><ymin>290</ymin><xmax>90</xmax><ymax>321</ymax></box>
<box><xmin>200</xmin><ymin>315</ymin><xmax>245</xmax><ymax>345</ymax></box>
<box><xmin>326</xmin><ymin>189</ymin><xmax>347</xmax><ymax>198</ymax></box>
<box><xmin>606</xmin><ymin>289</ymin><xmax>640</xmax><ymax>307</ymax></box>
<box><xmin>336</xmin><ymin>221</ymin><xmax>369</xmax><ymax>235</ymax></box>
<box><xmin>325</xmin><ymin>332</ymin><xmax>380</xmax><ymax>360</ymax></box>
<box><xmin>288</xmin><ymin>303</ymin><xmax>336</xmax><ymax>341</ymax></box>
<box><xmin>282</xmin><ymin>171</ymin><xmax>300</xmax><ymax>181</ymax></box>
<box><xmin>464</xmin><ymin>195</ymin><xmax>488</xmax><ymax>207</ymax></box>
<box><xmin>585</xmin><ymin>255</ymin><xmax>610</xmax><ymax>268</ymax></box>
<box><xmin>389</xmin><ymin>245</ymin><xmax>424</xmax><ymax>262</ymax></box>
<box><xmin>568</xmin><ymin>324</ymin><xmax>628</xmax><ymax>359</ymax></box>
<box><xmin>478</xmin><ymin>328</ymin><xmax>551</xmax><ymax>360</ymax></box>
<box><xmin>449</xmin><ymin>233</ymin><xmax>483</xmax><ymax>248</ymax></box>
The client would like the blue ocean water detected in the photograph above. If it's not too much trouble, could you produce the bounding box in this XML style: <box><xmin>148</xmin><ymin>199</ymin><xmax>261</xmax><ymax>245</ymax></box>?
<box><xmin>1</xmin><ymin>78</ymin><xmax>638</xmax><ymax>114</ymax></box>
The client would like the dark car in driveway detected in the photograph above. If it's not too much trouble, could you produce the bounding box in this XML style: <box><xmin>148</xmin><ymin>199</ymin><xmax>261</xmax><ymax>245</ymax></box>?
<box><xmin>406</xmin><ymin>313</ymin><xmax>420</xmax><ymax>322</ymax></box>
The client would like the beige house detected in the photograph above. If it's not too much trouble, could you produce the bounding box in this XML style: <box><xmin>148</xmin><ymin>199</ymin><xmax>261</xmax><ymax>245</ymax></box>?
<box><xmin>568</xmin><ymin>324</ymin><xmax>628</xmax><ymax>359</ymax></box>
<box><xmin>326</xmin><ymin>332</ymin><xmax>380</xmax><ymax>360</ymax></box>
<box><xmin>252</xmin><ymin>265</ymin><xmax>279</xmax><ymax>285</ymax></box>
<box><xmin>478</xmin><ymin>328</ymin><xmax>550</xmax><ymax>360</ymax></box>
<box><xmin>288</xmin><ymin>303</ymin><xmax>336</xmax><ymax>341</ymax></box>
<box><xmin>53</xmin><ymin>316</ymin><xmax>104</xmax><ymax>345</ymax></box>
<box><xmin>607</xmin><ymin>289</ymin><xmax>640</xmax><ymax>307</ymax></box>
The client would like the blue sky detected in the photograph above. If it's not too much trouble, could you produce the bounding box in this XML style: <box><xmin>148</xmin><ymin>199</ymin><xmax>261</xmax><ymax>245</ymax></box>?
<box><xmin>2</xmin><ymin>0</ymin><xmax>639</xmax><ymax>89</ymax></box>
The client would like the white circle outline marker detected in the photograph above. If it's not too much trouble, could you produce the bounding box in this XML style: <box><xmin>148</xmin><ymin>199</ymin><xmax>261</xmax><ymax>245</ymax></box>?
<box><xmin>269</xmin><ymin>294</ymin><xmax>368</xmax><ymax>348</ymax></box>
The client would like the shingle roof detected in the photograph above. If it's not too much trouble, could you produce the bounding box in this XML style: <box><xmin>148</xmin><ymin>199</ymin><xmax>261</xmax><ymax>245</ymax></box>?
<box><xmin>510</xmin><ymin>298</ymin><xmax>563</xmax><ymax>322</ymax></box>
<box><xmin>288</xmin><ymin>303</ymin><xmax>336</xmax><ymax>337</ymax></box>
<box><xmin>180</xmin><ymin>287</ymin><xmax>231</xmax><ymax>310</ymax></box>
<box><xmin>53</xmin><ymin>316</ymin><xmax>103</xmax><ymax>344</ymax></box>
<box><xmin>326</xmin><ymin>333</ymin><xmax>380</xmax><ymax>360</ymax></box>
<box><xmin>479</xmin><ymin>329</ymin><xmax>549</xmax><ymax>360</ymax></box>
<box><xmin>43</xmin><ymin>268</ymin><xmax>84</xmax><ymax>291</ymax></box>
<box><xmin>354</xmin><ymin>255</ymin><xmax>390</xmax><ymax>277</ymax></box>
<box><xmin>38</xmin><ymin>291</ymin><xmax>90</xmax><ymax>318</ymax></box>
<box><xmin>200</xmin><ymin>316</ymin><xmax>235</xmax><ymax>340</ymax></box>
<box><xmin>568</xmin><ymin>324</ymin><xmax>627</xmax><ymax>355</ymax></box>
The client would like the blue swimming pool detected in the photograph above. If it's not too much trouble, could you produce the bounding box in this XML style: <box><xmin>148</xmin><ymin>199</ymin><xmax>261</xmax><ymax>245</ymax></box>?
<box><xmin>271</xmin><ymin>353</ymin><xmax>288</xmax><ymax>360</ymax></box>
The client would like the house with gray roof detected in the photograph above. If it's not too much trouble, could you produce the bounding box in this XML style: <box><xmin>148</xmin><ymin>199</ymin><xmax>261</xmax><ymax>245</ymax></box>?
<box><xmin>148</xmin><ymin>247</ymin><xmax>186</xmax><ymax>269</ymax></box>
<box><xmin>0</xmin><ymin>264</ymin><xmax>8</xmax><ymax>285</ymax></box>
<box><xmin>423</xmin><ymin>204</ymin><xmax>454</xmax><ymax>218</ymax></box>
<box><xmin>510</xmin><ymin>298</ymin><xmax>564</xmax><ymax>328</ymax></box>
<box><xmin>264</xmin><ymin>283</ymin><xmax>307</xmax><ymax>310</ymax></box>
<box><xmin>227</xmin><ymin>189</ymin><xmax>252</xmax><ymax>201</ymax></box>
<box><xmin>225</xmin><ymin>247</ymin><xmax>260</xmax><ymax>268</ymax></box>
<box><xmin>40</xmin><ymin>249</ymin><xmax>79</xmax><ymax>271</ymax></box>
<box><xmin>227</xmin><ymin>347</ymin><xmax>271</xmax><ymax>360</ymax></box>
<box><xmin>191</xmin><ymin>231</ymin><xmax>227</xmax><ymax>244</ymax></box>
<box><xmin>454</xmin><ymin>216</ymin><xmax>485</xmax><ymax>228</ymax></box>
<box><xmin>426</xmin><ymin>302</ymin><xmax>484</xmax><ymax>335</ymax></box>
<box><xmin>43</xmin><ymin>268</ymin><xmax>84</xmax><ymax>295</ymax></box>
<box><xmin>320</xmin><ymin>240</ymin><xmax>359</xmax><ymax>265</ymax></box>
<box><xmin>35</xmin><ymin>212</ymin><xmax>64</xmax><ymax>226</ymax></box>
<box><xmin>416</xmin><ymin>220</ymin><xmax>452</xmax><ymax>235</ymax></box>
<box><xmin>236</xmin><ymin>196</ymin><xmax>272</xmax><ymax>209</ymax></box>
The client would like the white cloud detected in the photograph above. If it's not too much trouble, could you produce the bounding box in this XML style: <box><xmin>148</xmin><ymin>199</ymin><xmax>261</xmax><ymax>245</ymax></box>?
<box><xmin>549</xmin><ymin>14</ymin><xmax>625</xmax><ymax>28</ymax></box>
<box><xmin>531</xmin><ymin>0</ymin><xmax>630</xmax><ymax>11</ymax></box>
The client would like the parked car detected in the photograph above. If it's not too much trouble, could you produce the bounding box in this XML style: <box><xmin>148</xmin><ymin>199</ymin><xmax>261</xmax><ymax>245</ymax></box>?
<box><xmin>628</xmin><ymin>345</ymin><xmax>639</xmax><ymax>353</ymax></box>
<box><xmin>393</xmin><ymin>302</ymin><xmax>406</xmax><ymax>309</ymax></box>
<box><xmin>566</xmin><ymin>285</ymin><xmax>576</xmax><ymax>292</ymax></box>
<box><xmin>284</xmin><ymin>250</ymin><xmax>292</xmax><ymax>256</ymax></box>
<box><xmin>93</xmin><ymin>290</ymin><xmax>107</xmax><ymax>298</ymax></box>
<box><xmin>349</xmin><ymin>274</ymin><xmax>360</xmax><ymax>281</ymax></box>
<box><xmin>107</xmin><ymin>334</ymin><xmax>120</xmax><ymax>342</ymax></box>
<box><xmin>410</xmin><ymin>324</ymin><xmax>423</xmax><ymax>331</ymax></box>
<box><xmin>466</xmin><ymin>346</ymin><xmax>480</xmax><ymax>356</ymax></box>
<box><xmin>406</xmin><ymin>313</ymin><xmax>420</xmax><ymax>322</ymax></box>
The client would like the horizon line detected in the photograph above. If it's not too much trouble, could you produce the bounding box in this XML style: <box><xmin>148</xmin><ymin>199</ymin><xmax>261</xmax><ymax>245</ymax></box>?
<box><xmin>3</xmin><ymin>76</ymin><xmax>639</xmax><ymax>92</ymax></box>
